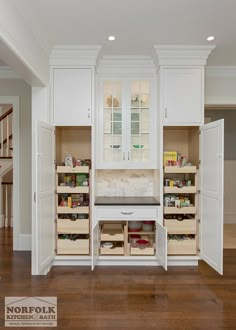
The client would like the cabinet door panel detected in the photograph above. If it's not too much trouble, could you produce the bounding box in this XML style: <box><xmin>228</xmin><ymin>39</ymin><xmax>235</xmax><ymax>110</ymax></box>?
<box><xmin>53</xmin><ymin>68</ymin><xmax>92</xmax><ymax>125</ymax></box>
<box><xmin>91</xmin><ymin>222</ymin><xmax>100</xmax><ymax>270</ymax></box>
<box><xmin>200</xmin><ymin>119</ymin><xmax>224</xmax><ymax>275</ymax></box>
<box><xmin>162</xmin><ymin>68</ymin><xmax>203</xmax><ymax>125</ymax></box>
<box><xmin>156</xmin><ymin>222</ymin><xmax>167</xmax><ymax>270</ymax></box>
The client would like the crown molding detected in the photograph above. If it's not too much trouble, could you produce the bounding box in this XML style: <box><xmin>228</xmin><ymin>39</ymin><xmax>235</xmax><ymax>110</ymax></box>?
<box><xmin>0</xmin><ymin>66</ymin><xmax>20</xmax><ymax>79</ymax></box>
<box><xmin>96</xmin><ymin>55</ymin><xmax>156</xmax><ymax>75</ymax></box>
<box><xmin>206</xmin><ymin>66</ymin><xmax>236</xmax><ymax>77</ymax></box>
<box><xmin>154</xmin><ymin>45</ymin><xmax>216</xmax><ymax>66</ymax></box>
<box><xmin>50</xmin><ymin>45</ymin><xmax>102</xmax><ymax>66</ymax></box>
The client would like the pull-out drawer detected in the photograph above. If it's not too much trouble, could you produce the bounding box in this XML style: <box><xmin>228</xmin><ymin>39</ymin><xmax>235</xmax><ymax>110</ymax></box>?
<box><xmin>97</xmin><ymin>206</ymin><xmax>158</xmax><ymax>220</ymax></box>
<box><xmin>57</xmin><ymin>238</ymin><xmax>89</xmax><ymax>255</ymax></box>
<box><xmin>168</xmin><ymin>237</ymin><xmax>196</xmax><ymax>255</ymax></box>
<box><xmin>165</xmin><ymin>219</ymin><xmax>196</xmax><ymax>234</ymax></box>
<box><xmin>101</xmin><ymin>223</ymin><xmax>124</xmax><ymax>241</ymax></box>
<box><xmin>57</xmin><ymin>219</ymin><xmax>89</xmax><ymax>234</ymax></box>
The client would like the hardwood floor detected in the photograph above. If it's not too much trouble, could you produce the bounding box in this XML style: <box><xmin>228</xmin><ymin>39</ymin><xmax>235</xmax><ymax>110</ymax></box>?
<box><xmin>1</xmin><ymin>228</ymin><xmax>236</xmax><ymax>329</ymax></box>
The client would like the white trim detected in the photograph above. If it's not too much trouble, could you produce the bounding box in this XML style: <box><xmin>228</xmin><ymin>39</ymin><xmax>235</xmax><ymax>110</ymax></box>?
<box><xmin>206</xmin><ymin>66</ymin><xmax>236</xmax><ymax>77</ymax></box>
<box><xmin>0</xmin><ymin>214</ymin><xmax>4</xmax><ymax>227</ymax></box>
<box><xmin>0</xmin><ymin>96</ymin><xmax>20</xmax><ymax>250</ymax></box>
<box><xmin>19</xmin><ymin>234</ymin><xmax>31</xmax><ymax>251</ymax></box>
<box><xmin>154</xmin><ymin>45</ymin><xmax>215</xmax><ymax>66</ymax></box>
<box><xmin>96</xmin><ymin>55</ymin><xmax>156</xmax><ymax>74</ymax></box>
<box><xmin>50</xmin><ymin>45</ymin><xmax>101</xmax><ymax>66</ymax></box>
<box><xmin>0</xmin><ymin>66</ymin><xmax>20</xmax><ymax>79</ymax></box>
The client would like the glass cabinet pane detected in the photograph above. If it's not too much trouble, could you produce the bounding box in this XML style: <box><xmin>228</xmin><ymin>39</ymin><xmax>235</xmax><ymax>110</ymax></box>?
<box><xmin>129</xmin><ymin>80</ymin><xmax>150</xmax><ymax>163</ymax></box>
<box><xmin>103</xmin><ymin>80</ymin><xmax>123</xmax><ymax>163</ymax></box>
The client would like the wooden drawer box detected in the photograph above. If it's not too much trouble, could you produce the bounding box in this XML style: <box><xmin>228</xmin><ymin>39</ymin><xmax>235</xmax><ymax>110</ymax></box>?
<box><xmin>130</xmin><ymin>245</ymin><xmax>155</xmax><ymax>256</ymax></box>
<box><xmin>168</xmin><ymin>238</ymin><xmax>196</xmax><ymax>255</ymax></box>
<box><xmin>57</xmin><ymin>219</ymin><xmax>89</xmax><ymax>234</ymax></box>
<box><xmin>57</xmin><ymin>166</ymin><xmax>89</xmax><ymax>174</ymax></box>
<box><xmin>97</xmin><ymin>206</ymin><xmax>158</xmax><ymax>220</ymax></box>
<box><xmin>57</xmin><ymin>206</ymin><xmax>89</xmax><ymax>214</ymax></box>
<box><xmin>100</xmin><ymin>245</ymin><xmax>124</xmax><ymax>255</ymax></box>
<box><xmin>165</xmin><ymin>219</ymin><xmax>196</xmax><ymax>234</ymax></box>
<box><xmin>57</xmin><ymin>186</ymin><xmax>89</xmax><ymax>194</ymax></box>
<box><xmin>164</xmin><ymin>206</ymin><xmax>196</xmax><ymax>214</ymax></box>
<box><xmin>101</xmin><ymin>223</ymin><xmax>124</xmax><ymax>241</ymax></box>
<box><xmin>57</xmin><ymin>238</ymin><xmax>89</xmax><ymax>255</ymax></box>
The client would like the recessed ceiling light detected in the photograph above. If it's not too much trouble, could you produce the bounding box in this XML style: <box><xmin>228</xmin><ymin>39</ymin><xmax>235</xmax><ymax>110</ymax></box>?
<box><xmin>108</xmin><ymin>35</ymin><xmax>116</xmax><ymax>41</ymax></box>
<box><xmin>207</xmin><ymin>36</ymin><xmax>215</xmax><ymax>41</ymax></box>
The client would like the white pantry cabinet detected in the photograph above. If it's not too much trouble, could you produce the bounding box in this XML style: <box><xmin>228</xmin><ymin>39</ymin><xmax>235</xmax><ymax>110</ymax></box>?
<box><xmin>52</xmin><ymin>67</ymin><xmax>92</xmax><ymax>126</ymax></box>
<box><xmin>96</xmin><ymin>77</ymin><xmax>156</xmax><ymax>169</ymax></box>
<box><xmin>161</xmin><ymin>67</ymin><xmax>204</xmax><ymax>125</ymax></box>
<box><xmin>162</xmin><ymin>120</ymin><xmax>224</xmax><ymax>275</ymax></box>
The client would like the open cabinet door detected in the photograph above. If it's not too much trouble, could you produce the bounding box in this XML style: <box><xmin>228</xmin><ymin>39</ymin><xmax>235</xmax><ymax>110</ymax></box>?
<box><xmin>32</xmin><ymin>121</ymin><xmax>55</xmax><ymax>275</ymax></box>
<box><xmin>200</xmin><ymin>119</ymin><xmax>224</xmax><ymax>275</ymax></box>
<box><xmin>91</xmin><ymin>222</ymin><xmax>99</xmax><ymax>270</ymax></box>
<box><xmin>156</xmin><ymin>222</ymin><xmax>168</xmax><ymax>270</ymax></box>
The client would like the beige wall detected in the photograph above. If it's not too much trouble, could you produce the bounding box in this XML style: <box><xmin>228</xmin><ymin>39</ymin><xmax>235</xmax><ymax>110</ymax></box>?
<box><xmin>0</xmin><ymin>79</ymin><xmax>31</xmax><ymax>234</ymax></box>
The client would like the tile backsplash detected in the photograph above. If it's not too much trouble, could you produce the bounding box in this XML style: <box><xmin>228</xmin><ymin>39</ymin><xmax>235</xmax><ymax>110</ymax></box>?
<box><xmin>95</xmin><ymin>170</ymin><xmax>156</xmax><ymax>196</ymax></box>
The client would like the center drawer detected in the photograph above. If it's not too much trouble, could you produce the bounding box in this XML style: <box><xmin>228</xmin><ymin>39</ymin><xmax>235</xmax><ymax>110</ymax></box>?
<box><xmin>97</xmin><ymin>206</ymin><xmax>158</xmax><ymax>220</ymax></box>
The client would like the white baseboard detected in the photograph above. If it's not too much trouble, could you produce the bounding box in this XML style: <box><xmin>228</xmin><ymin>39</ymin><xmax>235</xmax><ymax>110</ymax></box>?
<box><xmin>224</xmin><ymin>214</ymin><xmax>236</xmax><ymax>224</ymax></box>
<box><xmin>18</xmin><ymin>234</ymin><xmax>32</xmax><ymax>251</ymax></box>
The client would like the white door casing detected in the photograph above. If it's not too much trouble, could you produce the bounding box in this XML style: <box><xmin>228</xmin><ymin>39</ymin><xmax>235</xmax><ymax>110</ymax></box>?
<box><xmin>32</xmin><ymin>121</ymin><xmax>55</xmax><ymax>275</ymax></box>
<box><xmin>91</xmin><ymin>221</ymin><xmax>99</xmax><ymax>270</ymax></box>
<box><xmin>200</xmin><ymin>119</ymin><xmax>224</xmax><ymax>275</ymax></box>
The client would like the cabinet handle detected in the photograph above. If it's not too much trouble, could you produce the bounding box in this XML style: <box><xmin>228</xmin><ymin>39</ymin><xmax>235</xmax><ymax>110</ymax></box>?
<box><xmin>88</xmin><ymin>108</ymin><xmax>91</xmax><ymax>119</ymax></box>
<box><xmin>123</xmin><ymin>152</ymin><xmax>125</xmax><ymax>160</ymax></box>
<box><xmin>165</xmin><ymin>108</ymin><xmax>167</xmax><ymax>119</ymax></box>
<box><xmin>121</xmin><ymin>211</ymin><xmax>134</xmax><ymax>215</ymax></box>
<box><xmin>128</xmin><ymin>152</ymin><xmax>130</xmax><ymax>160</ymax></box>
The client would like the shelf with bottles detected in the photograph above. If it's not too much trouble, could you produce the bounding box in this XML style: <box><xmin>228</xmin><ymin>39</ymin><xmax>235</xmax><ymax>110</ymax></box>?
<box><xmin>56</xmin><ymin>165</ymin><xmax>89</xmax><ymax>194</ymax></box>
<box><xmin>164</xmin><ymin>172</ymin><xmax>197</xmax><ymax>194</ymax></box>
<box><xmin>57</xmin><ymin>193</ymin><xmax>89</xmax><ymax>214</ymax></box>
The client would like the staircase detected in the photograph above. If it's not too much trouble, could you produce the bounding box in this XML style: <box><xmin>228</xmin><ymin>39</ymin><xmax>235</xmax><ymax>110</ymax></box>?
<box><xmin>0</xmin><ymin>107</ymin><xmax>13</xmax><ymax>227</ymax></box>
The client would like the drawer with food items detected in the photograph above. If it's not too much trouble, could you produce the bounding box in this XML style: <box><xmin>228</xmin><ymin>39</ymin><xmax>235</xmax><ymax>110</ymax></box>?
<box><xmin>57</xmin><ymin>169</ymin><xmax>89</xmax><ymax>194</ymax></box>
<box><xmin>100</xmin><ymin>223</ymin><xmax>125</xmax><ymax>255</ymax></box>
<box><xmin>57</xmin><ymin>193</ymin><xmax>89</xmax><ymax>214</ymax></box>
<box><xmin>127</xmin><ymin>221</ymin><xmax>155</xmax><ymax>256</ymax></box>
<box><xmin>163</xmin><ymin>194</ymin><xmax>196</xmax><ymax>214</ymax></box>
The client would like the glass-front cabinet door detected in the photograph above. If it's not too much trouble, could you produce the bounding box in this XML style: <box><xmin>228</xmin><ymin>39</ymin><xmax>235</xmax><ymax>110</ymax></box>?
<box><xmin>102</xmin><ymin>80</ymin><xmax>124</xmax><ymax>165</ymax></box>
<box><xmin>129</xmin><ymin>80</ymin><xmax>151</xmax><ymax>164</ymax></box>
<box><xmin>97</xmin><ymin>77</ymin><xmax>155</xmax><ymax>169</ymax></box>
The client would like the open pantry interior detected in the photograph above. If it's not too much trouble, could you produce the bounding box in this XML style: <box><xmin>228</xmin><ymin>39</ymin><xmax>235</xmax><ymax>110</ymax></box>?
<box><xmin>55</xmin><ymin>126</ymin><xmax>92</xmax><ymax>256</ymax></box>
<box><xmin>163</xmin><ymin>126</ymin><xmax>200</xmax><ymax>256</ymax></box>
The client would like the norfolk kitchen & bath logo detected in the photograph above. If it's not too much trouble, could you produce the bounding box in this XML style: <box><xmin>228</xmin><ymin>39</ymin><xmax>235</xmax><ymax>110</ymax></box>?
<box><xmin>5</xmin><ymin>297</ymin><xmax>57</xmax><ymax>327</ymax></box>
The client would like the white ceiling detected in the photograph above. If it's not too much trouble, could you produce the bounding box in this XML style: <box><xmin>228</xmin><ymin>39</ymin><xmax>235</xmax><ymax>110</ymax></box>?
<box><xmin>7</xmin><ymin>0</ymin><xmax>236</xmax><ymax>65</ymax></box>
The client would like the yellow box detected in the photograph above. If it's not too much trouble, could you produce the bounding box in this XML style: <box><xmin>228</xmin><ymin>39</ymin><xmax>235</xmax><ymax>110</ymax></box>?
<box><xmin>163</xmin><ymin>151</ymin><xmax>178</xmax><ymax>166</ymax></box>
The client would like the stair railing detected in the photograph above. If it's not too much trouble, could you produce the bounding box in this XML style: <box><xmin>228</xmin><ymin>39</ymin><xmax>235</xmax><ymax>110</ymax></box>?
<box><xmin>0</xmin><ymin>107</ymin><xmax>13</xmax><ymax>157</ymax></box>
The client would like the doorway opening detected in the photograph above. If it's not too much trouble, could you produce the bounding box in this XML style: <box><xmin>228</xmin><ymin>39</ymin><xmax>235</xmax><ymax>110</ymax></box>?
<box><xmin>0</xmin><ymin>96</ymin><xmax>20</xmax><ymax>251</ymax></box>
<box><xmin>205</xmin><ymin>106</ymin><xmax>236</xmax><ymax>249</ymax></box>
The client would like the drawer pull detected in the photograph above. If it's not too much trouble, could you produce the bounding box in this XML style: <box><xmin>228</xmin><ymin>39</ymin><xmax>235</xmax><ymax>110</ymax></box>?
<box><xmin>121</xmin><ymin>211</ymin><xmax>134</xmax><ymax>215</ymax></box>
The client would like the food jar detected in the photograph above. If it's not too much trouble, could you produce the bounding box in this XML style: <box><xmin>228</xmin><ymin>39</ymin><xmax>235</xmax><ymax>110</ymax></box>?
<box><xmin>142</xmin><ymin>221</ymin><xmax>154</xmax><ymax>232</ymax></box>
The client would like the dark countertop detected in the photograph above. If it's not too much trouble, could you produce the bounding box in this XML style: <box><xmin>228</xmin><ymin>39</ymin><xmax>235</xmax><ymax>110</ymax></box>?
<box><xmin>95</xmin><ymin>196</ymin><xmax>160</xmax><ymax>206</ymax></box>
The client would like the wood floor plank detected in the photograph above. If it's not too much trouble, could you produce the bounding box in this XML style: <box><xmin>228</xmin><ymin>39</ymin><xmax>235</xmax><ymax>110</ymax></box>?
<box><xmin>1</xmin><ymin>228</ymin><xmax>236</xmax><ymax>329</ymax></box>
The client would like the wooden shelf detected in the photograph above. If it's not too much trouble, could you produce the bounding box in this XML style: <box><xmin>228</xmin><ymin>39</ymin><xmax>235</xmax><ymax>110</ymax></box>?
<box><xmin>101</xmin><ymin>224</ymin><xmax>124</xmax><ymax>241</ymax></box>
<box><xmin>100</xmin><ymin>245</ymin><xmax>124</xmax><ymax>255</ymax></box>
<box><xmin>57</xmin><ymin>166</ymin><xmax>89</xmax><ymax>173</ymax></box>
<box><xmin>130</xmin><ymin>245</ymin><xmax>155</xmax><ymax>256</ymax></box>
<box><xmin>165</xmin><ymin>219</ymin><xmax>196</xmax><ymax>234</ymax></box>
<box><xmin>57</xmin><ymin>206</ymin><xmax>89</xmax><ymax>214</ymax></box>
<box><xmin>127</xmin><ymin>231</ymin><xmax>155</xmax><ymax>235</ymax></box>
<box><xmin>164</xmin><ymin>186</ymin><xmax>197</xmax><ymax>194</ymax></box>
<box><xmin>164</xmin><ymin>206</ymin><xmax>196</xmax><ymax>214</ymax></box>
<box><xmin>57</xmin><ymin>186</ymin><xmax>89</xmax><ymax>194</ymax></box>
<box><xmin>164</xmin><ymin>166</ymin><xmax>197</xmax><ymax>174</ymax></box>
<box><xmin>57</xmin><ymin>219</ymin><xmax>89</xmax><ymax>234</ymax></box>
